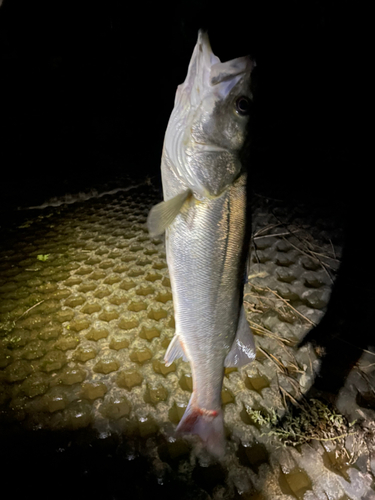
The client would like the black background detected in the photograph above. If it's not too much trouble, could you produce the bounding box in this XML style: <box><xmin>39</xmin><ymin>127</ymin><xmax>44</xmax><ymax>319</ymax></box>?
<box><xmin>0</xmin><ymin>0</ymin><xmax>363</xmax><ymax>209</ymax></box>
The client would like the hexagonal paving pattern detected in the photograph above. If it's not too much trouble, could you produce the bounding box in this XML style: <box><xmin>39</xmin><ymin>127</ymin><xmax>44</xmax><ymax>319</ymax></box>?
<box><xmin>0</xmin><ymin>182</ymin><xmax>374</xmax><ymax>499</ymax></box>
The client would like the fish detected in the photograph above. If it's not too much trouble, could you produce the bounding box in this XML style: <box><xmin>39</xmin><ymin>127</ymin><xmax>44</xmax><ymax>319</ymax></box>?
<box><xmin>147</xmin><ymin>30</ymin><xmax>256</xmax><ymax>457</ymax></box>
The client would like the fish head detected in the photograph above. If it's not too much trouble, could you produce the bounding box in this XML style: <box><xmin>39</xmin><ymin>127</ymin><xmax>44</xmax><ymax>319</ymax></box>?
<box><xmin>164</xmin><ymin>30</ymin><xmax>255</xmax><ymax>198</ymax></box>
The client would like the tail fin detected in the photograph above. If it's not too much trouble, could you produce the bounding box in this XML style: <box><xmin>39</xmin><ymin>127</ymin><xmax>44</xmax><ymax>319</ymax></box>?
<box><xmin>176</xmin><ymin>396</ymin><xmax>225</xmax><ymax>458</ymax></box>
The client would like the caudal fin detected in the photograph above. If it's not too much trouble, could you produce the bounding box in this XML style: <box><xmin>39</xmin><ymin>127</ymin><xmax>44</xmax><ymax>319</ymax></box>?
<box><xmin>176</xmin><ymin>397</ymin><xmax>225</xmax><ymax>458</ymax></box>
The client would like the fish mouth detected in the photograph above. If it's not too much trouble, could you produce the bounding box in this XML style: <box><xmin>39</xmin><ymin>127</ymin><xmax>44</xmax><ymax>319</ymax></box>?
<box><xmin>180</xmin><ymin>30</ymin><xmax>254</xmax><ymax>105</ymax></box>
<box><xmin>193</xmin><ymin>142</ymin><xmax>228</xmax><ymax>154</ymax></box>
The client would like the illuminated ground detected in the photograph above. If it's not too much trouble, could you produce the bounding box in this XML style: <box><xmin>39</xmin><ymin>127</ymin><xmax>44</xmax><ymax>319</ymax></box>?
<box><xmin>0</xmin><ymin>179</ymin><xmax>374</xmax><ymax>500</ymax></box>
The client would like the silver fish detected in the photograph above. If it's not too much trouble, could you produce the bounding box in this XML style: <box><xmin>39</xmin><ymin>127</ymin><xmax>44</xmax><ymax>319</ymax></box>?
<box><xmin>147</xmin><ymin>30</ymin><xmax>256</xmax><ymax>457</ymax></box>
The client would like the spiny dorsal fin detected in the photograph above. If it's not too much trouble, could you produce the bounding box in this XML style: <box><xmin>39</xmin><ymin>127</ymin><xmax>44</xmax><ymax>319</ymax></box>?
<box><xmin>147</xmin><ymin>190</ymin><xmax>191</xmax><ymax>237</ymax></box>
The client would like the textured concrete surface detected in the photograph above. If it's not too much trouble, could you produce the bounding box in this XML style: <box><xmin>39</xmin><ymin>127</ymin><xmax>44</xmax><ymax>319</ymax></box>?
<box><xmin>0</xmin><ymin>180</ymin><xmax>374</xmax><ymax>499</ymax></box>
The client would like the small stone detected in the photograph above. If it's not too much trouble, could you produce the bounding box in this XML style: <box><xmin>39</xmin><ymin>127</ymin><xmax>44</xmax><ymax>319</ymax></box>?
<box><xmin>221</xmin><ymin>388</ymin><xmax>235</xmax><ymax>405</ymax></box>
<box><xmin>145</xmin><ymin>273</ymin><xmax>162</xmax><ymax>282</ymax></box>
<box><xmin>93</xmin><ymin>285</ymin><xmax>111</xmax><ymax>297</ymax></box>
<box><xmin>100</xmin><ymin>396</ymin><xmax>131</xmax><ymax>419</ymax></box>
<box><xmin>302</xmin><ymin>289</ymin><xmax>330</xmax><ymax>310</ymax></box>
<box><xmin>127</xmin><ymin>301</ymin><xmax>147</xmax><ymax>312</ymax></box>
<box><xmin>276</xmin><ymin>253</ymin><xmax>295</xmax><ymax>267</ymax></box>
<box><xmin>138</xmin><ymin>415</ymin><xmax>158</xmax><ymax>437</ymax></box>
<box><xmin>94</xmin><ymin>359</ymin><xmax>120</xmax><ymax>374</ymax></box>
<box><xmin>103</xmin><ymin>275</ymin><xmax>121</xmax><ymax>285</ymax></box>
<box><xmin>139</xmin><ymin>327</ymin><xmax>160</xmax><ymax>341</ymax></box>
<box><xmin>162</xmin><ymin>277</ymin><xmax>170</xmax><ymax>288</ymax></box>
<box><xmin>6</xmin><ymin>329</ymin><xmax>31</xmax><ymax>348</ymax></box>
<box><xmin>144</xmin><ymin>384</ymin><xmax>168</xmax><ymax>405</ymax></box>
<box><xmin>53</xmin><ymin>309</ymin><xmax>75</xmax><ymax>323</ymax></box>
<box><xmin>21</xmin><ymin>339</ymin><xmax>49</xmax><ymax>359</ymax></box>
<box><xmin>276</xmin><ymin>268</ymin><xmax>296</xmax><ymax>283</ymax></box>
<box><xmin>152</xmin><ymin>262</ymin><xmax>167</xmax><ymax>270</ymax></box>
<box><xmin>54</xmin><ymin>335</ymin><xmax>80</xmax><ymax>351</ymax></box>
<box><xmin>0</xmin><ymin>349</ymin><xmax>12</xmax><ymax>368</ymax></box>
<box><xmin>136</xmin><ymin>286</ymin><xmax>154</xmax><ymax>296</ymax></box>
<box><xmin>128</xmin><ymin>269</ymin><xmax>144</xmax><ymax>278</ymax></box>
<box><xmin>179</xmin><ymin>374</ymin><xmax>193</xmax><ymax>392</ymax></box>
<box><xmin>74</xmin><ymin>266</ymin><xmax>92</xmax><ymax>276</ymax></box>
<box><xmin>38</xmin><ymin>322</ymin><xmax>63</xmax><ymax>340</ymax></box>
<box><xmin>81</xmin><ymin>382</ymin><xmax>107</xmax><ymax>400</ymax></box>
<box><xmin>155</xmin><ymin>293</ymin><xmax>172</xmax><ymax>304</ymax></box>
<box><xmin>168</xmin><ymin>402</ymin><xmax>187</xmax><ymax>424</ymax></box>
<box><xmin>73</xmin><ymin>346</ymin><xmax>97</xmax><ymax>362</ymax></box>
<box><xmin>117</xmin><ymin>370</ymin><xmax>143</xmax><ymax>390</ymax></box>
<box><xmin>85</xmin><ymin>328</ymin><xmax>109</xmax><ymax>341</ymax></box>
<box><xmin>80</xmin><ymin>303</ymin><xmax>101</xmax><ymax>314</ymax></box>
<box><xmin>118</xmin><ymin>318</ymin><xmax>138</xmax><ymax>331</ymax></box>
<box><xmin>152</xmin><ymin>359</ymin><xmax>176</xmax><ymax>376</ymax></box>
<box><xmin>68</xmin><ymin>318</ymin><xmax>90</xmax><ymax>332</ymax></box>
<box><xmin>39</xmin><ymin>350</ymin><xmax>67</xmax><ymax>372</ymax></box>
<box><xmin>20</xmin><ymin>372</ymin><xmax>49</xmax><ymax>398</ymax></box>
<box><xmin>16</xmin><ymin>314</ymin><xmax>49</xmax><ymax>330</ymax></box>
<box><xmin>301</xmin><ymin>256</ymin><xmax>320</xmax><ymax>271</ymax></box>
<box><xmin>119</xmin><ymin>280</ymin><xmax>136</xmax><ymax>291</ymax></box>
<box><xmin>109</xmin><ymin>337</ymin><xmax>130</xmax><ymax>350</ymax></box>
<box><xmin>42</xmin><ymin>388</ymin><xmax>68</xmax><ymax>412</ymax></box>
<box><xmin>52</xmin><ymin>400</ymin><xmax>92</xmax><ymax>430</ymax></box>
<box><xmin>276</xmin><ymin>240</ymin><xmax>291</xmax><ymax>252</ymax></box>
<box><xmin>130</xmin><ymin>348</ymin><xmax>152</xmax><ymax>364</ymax></box>
<box><xmin>148</xmin><ymin>309</ymin><xmax>167</xmax><ymax>321</ymax></box>
<box><xmin>280</xmin><ymin>467</ymin><xmax>312</xmax><ymax>497</ymax></box>
<box><xmin>5</xmin><ymin>359</ymin><xmax>33</xmax><ymax>382</ymax></box>
<box><xmin>58</xmin><ymin>367</ymin><xmax>86</xmax><ymax>385</ymax></box>
<box><xmin>98</xmin><ymin>310</ymin><xmax>120</xmax><ymax>322</ymax></box>
<box><xmin>108</xmin><ymin>295</ymin><xmax>128</xmax><ymax>305</ymax></box>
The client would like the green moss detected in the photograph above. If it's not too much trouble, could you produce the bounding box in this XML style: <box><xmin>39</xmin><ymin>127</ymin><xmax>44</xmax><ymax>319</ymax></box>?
<box><xmin>246</xmin><ymin>398</ymin><xmax>356</xmax><ymax>447</ymax></box>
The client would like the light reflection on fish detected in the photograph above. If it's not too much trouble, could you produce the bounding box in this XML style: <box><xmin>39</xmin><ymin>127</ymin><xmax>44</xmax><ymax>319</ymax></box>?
<box><xmin>148</xmin><ymin>30</ymin><xmax>256</xmax><ymax>457</ymax></box>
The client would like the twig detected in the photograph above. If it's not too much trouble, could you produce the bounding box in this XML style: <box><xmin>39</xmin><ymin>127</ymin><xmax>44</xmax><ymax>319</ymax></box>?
<box><xmin>248</xmin><ymin>319</ymin><xmax>294</xmax><ymax>345</ymax></box>
<box><xmin>264</xmin><ymin>286</ymin><xmax>316</xmax><ymax>326</ymax></box>
<box><xmin>16</xmin><ymin>300</ymin><xmax>45</xmax><ymax>320</ymax></box>
<box><xmin>279</xmin><ymin>386</ymin><xmax>302</xmax><ymax>408</ymax></box>
<box><xmin>253</xmin><ymin>230</ymin><xmax>302</xmax><ymax>240</ymax></box>
<box><xmin>312</xmin><ymin>432</ymin><xmax>356</xmax><ymax>442</ymax></box>
<box><xmin>253</xmin><ymin>223</ymin><xmax>284</xmax><ymax>237</ymax></box>
<box><xmin>258</xmin><ymin>346</ymin><xmax>287</xmax><ymax>373</ymax></box>
<box><xmin>338</xmin><ymin>338</ymin><xmax>375</xmax><ymax>357</ymax></box>
<box><xmin>329</xmin><ymin>239</ymin><xmax>337</xmax><ymax>259</ymax></box>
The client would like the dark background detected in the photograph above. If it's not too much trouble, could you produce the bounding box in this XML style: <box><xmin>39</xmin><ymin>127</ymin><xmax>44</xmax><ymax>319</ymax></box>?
<box><xmin>0</xmin><ymin>2</ymin><xmax>373</xmax><ymax>498</ymax></box>
<box><xmin>0</xmin><ymin>0</ymin><xmax>362</xmax><ymax>209</ymax></box>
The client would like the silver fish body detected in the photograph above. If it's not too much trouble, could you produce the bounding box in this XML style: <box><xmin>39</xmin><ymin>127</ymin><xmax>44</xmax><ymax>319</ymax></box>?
<box><xmin>148</xmin><ymin>31</ymin><xmax>256</xmax><ymax>456</ymax></box>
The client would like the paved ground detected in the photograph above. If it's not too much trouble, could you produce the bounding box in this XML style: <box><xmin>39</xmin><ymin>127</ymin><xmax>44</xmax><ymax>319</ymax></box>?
<box><xmin>0</xmin><ymin>178</ymin><xmax>374</xmax><ymax>499</ymax></box>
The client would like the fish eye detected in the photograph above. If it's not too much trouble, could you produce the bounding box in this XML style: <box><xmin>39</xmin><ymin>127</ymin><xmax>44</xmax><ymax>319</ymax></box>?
<box><xmin>235</xmin><ymin>96</ymin><xmax>251</xmax><ymax>116</ymax></box>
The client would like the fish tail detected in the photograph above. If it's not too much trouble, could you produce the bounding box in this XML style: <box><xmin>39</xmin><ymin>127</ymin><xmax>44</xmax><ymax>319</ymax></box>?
<box><xmin>176</xmin><ymin>396</ymin><xmax>225</xmax><ymax>458</ymax></box>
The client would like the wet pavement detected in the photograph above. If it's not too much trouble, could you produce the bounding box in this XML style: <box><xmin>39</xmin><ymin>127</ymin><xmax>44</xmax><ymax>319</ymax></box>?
<box><xmin>0</xmin><ymin>179</ymin><xmax>374</xmax><ymax>499</ymax></box>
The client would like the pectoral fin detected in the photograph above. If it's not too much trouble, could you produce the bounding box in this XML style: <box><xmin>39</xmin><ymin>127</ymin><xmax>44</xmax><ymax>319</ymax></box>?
<box><xmin>164</xmin><ymin>334</ymin><xmax>189</xmax><ymax>366</ymax></box>
<box><xmin>225</xmin><ymin>306</ymin><xmax>256</xmax><ymax>367</ymax></box>
<box><xmin>147</xmin><ymin>190</ymin><xmax>191</xmax><ymax>237</ymax></box>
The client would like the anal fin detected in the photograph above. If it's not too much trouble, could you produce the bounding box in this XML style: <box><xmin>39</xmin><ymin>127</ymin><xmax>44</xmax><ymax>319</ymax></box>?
<box><xmin>164</xmin><ymin>334</ymin><xmax>188</xmax><ymax>367</ymax></box>
<box><xmin>224</xmin><ymin>305</ymin><xmax>256</xmax><ymax>367</ymax></box>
